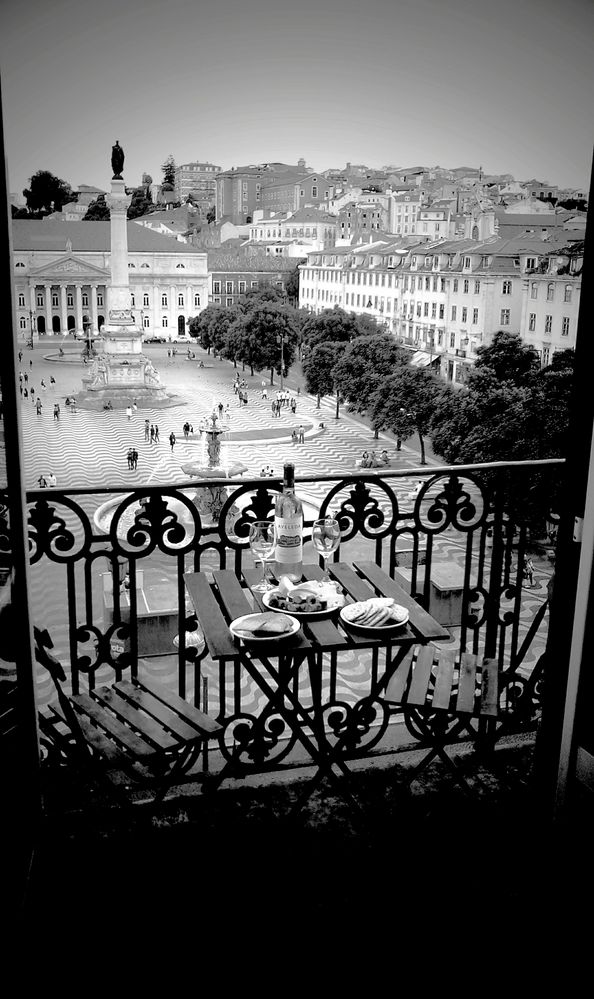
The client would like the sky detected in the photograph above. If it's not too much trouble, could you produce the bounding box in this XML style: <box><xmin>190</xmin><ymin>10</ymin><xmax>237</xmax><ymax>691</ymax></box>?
<box><xmin>1</xmin><ymin>0</ymin><xmax>593</xmax><ymax>197</ymax></box>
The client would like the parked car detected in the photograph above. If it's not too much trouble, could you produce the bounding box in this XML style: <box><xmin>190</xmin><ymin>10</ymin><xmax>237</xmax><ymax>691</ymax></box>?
<box><xmin>143</xmin><ymin>335</ymin><xmax>167</xmax><ymax>344</ymax></box>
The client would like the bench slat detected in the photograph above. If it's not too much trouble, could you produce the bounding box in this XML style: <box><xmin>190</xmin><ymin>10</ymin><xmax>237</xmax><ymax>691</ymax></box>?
<box><xmin>92</xmin><ymin>686</ymin><xmax>179</xmax><ymax>750</ymax></box>
<box><xmin>135</xmin><ymin>679</ymin><xmax>223</xmax><ymax>736</ymax></box>
<box><xmin>456</xmin><ymin>654</ymin><xmax>478</xmax><ymax>714</ymax></box>
<box><xmin>115</xmin><ymin>680</ymin><xmax>208</xmax><ymax>742</ymax></box>
<box><xmin>431</xmin><ymin>652</ymin><xmax>456</xmax><ymax>710</ymax></box>
<box><xmin>71</xmin><ymin>693</ymin><xmax>156</xmax><ymax>756</ymax></box>
<box><xmin>383</xmin><ymin>648</ymin><xmax>415</xmax><ymax>704</ymax></box>
<box><xmin>407</xmin><ymin>646</ymin><xmax>435</xmax><ymax>706</ymax></box>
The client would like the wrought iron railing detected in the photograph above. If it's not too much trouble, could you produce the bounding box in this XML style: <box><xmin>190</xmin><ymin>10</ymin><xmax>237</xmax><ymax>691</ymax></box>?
<box><xmin>20</xmin><ymin>459</ymin><xmax>563</xmax><ymax>776</ymax></box>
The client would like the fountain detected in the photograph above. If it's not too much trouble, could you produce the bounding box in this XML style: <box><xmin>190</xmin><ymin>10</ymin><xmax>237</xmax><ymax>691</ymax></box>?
<box><xmin>180</xmin><ymin>409</ymin><xmax>248</xmax><ymax>527</ymax></box>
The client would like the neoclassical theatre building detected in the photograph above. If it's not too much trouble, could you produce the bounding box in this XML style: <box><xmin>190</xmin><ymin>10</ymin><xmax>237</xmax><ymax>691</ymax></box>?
<box><xmin>11</xmin><ymin>221</ymin><xmax>209</xmax><ymax>339</ymax></box>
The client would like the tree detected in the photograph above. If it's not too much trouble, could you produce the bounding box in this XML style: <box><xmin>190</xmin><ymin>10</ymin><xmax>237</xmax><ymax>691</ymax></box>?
<box><xmin>127</xmin><ymin>187</ymin><xmax>155</xmax><ymax>220</ymax></box>
<box><xmin>206</xmin><ymin>205</ymin><xmax>216</xmax><ymax>224</ymax></box>
<box><xmin>370</xmin><ymin>366</ymin><xmax>452</xmax><ymax>465</ymax></box>
<box><xmin>83</xmin><ymin>195</ymin><xmax>110</xmax><ymax>221</ymax></box>
<box><xmin>23</xmin><ymin>170</ymin><xmax>75</xmax><ymax>214</ymax></box>
<box><xmin>301</xmin><ymin>307</ymin><xmax>361</xmax><ymax>351</ymax></box>
<box><xmin>303</xmin><ymin>341</ymin><xmax>346</xmax><ymax>409</ymax></box>
<box><xmin>471</xmin><ymin>330</ymin><xmax>541</xmax><ymax>387</ymax></box>
<box><xmin>240</xmin><ymin>284</ymin><xmax>286</xmax><ymax>311</ymax></box>
<box><xmin>161</xmin><ymin>155</ymin><xmax>176</xmax><ymax>189</ymax></box>
<box><xmin>234</xmin><ymin>304</ymin><xmax>299</xmax><ymax>379</ymax></box>
<box><xmin>333</xmin><ymin>333</ymin><xmax>408</xmax><ymax>432</ymax></box>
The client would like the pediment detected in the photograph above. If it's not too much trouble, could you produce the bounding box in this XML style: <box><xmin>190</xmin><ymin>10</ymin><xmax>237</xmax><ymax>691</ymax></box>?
<box><xmin>30</xmin><ymin>253</ymin><xmax>109</xmax><ymax>279</ymax></box>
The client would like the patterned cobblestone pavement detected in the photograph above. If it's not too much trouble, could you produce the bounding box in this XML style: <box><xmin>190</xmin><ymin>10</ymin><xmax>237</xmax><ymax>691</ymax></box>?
<box><xmin>19</xmin><ymin>342</ymin><xmax>552</xmax><ymax>712</ymax></box>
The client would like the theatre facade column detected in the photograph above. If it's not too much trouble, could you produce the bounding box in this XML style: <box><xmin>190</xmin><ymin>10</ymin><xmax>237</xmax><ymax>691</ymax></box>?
<box><xmin>75</xmin><ymin>284</ymin><xmax>83</xmax><ymax>334</ymax></box>
<box><xmin>44</xmin><ymin>283</ymin><xmax>52</xmax><ymax>336</ymax></box>
<box><xmin>60</xmin><ymin>285</ymin><xmax>68</xmax><ymax>334</ymax></box>
<box><xmin>90</xmin><ymin>284</ymin><xmax>98</xmax><ymax>332</ymax></box>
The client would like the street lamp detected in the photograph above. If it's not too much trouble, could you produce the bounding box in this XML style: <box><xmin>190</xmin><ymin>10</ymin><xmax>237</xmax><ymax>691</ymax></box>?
<box><xmin>276</xmin><ymin>332</ymin><xmax>285</xmax><ymax>391</ymax></box>
<box><xmin>28</xmin><ymin>308</ymin><xmax>34</xmax><ymax>348</ymax></box>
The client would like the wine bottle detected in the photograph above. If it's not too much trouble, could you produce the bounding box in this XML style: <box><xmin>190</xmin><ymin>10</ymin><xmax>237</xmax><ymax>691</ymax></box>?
<box><xmin>274</xmin><ymin>462</ymin><xmax>303</xmax><ymax>582</ymax></box>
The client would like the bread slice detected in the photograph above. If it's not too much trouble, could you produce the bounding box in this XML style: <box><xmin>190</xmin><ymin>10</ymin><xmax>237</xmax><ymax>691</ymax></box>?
<box><xmin>238</xmin><ymin>612</ymin><xmax>293</xmax><ymax>635</ymax></box>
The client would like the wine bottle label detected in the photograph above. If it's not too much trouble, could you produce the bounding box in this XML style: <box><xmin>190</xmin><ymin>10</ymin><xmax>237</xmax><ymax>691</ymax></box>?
<box><xmin>275</xmin><ymin>517</ymin><xmax>303</xmax><ymax>563</ymax></box>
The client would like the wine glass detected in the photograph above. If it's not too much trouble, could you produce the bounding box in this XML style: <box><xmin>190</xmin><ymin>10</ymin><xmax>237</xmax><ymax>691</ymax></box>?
<box><xmin>312</xmin><ymin>517</ymin><xmax>341</xmax><ymax>582</ymax></box>
<box><xmin>248</xmin><ymin>521</ymin><xmax>277</xmax><ymax>592</ymax></box>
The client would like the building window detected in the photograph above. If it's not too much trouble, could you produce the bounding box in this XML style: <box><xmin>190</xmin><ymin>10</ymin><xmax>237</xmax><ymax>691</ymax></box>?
<box><xmin>529</xmin><ymin>313</ymin><xmax>536</xmax><ymax>331</ymax></box>
<box><xmin>161</xmin><ymin>294</ymin><xmax>168</xmax><ymax>307</ymax></box>
<box><xmin>214</xmin><ymin>297</ymin><xmax>221</xmax><ymax>304</ymax></box>
<box><xmin>474</xmin><ymin>280</ymin><xmax>480</xmax><ymax>294</ymax></box>
<box><xmin>66</xmin><ymin>294</ymin><xmax>73</xmax><ymax>307</ymax></box>
<box><xmin>464</xmin><ymin>257</ymin><xmax>471</xmax><ymax>268</ymax></box>
<box><xmin>194</xmin><ymin>294</ymin><xmax>201</xmax><ymax>307</ymax></box>
<box><xmin>423</xmin><ymin>303</ymin><xmax>429</xmax><ymax>317</ymax></box>
<box><xmin>52</xmin><ymin>294</ymin><xmax>59</xmax><ymax>307</ymax></box>
<box><xmin>450</xmin><ymin>332</ymin><xmax>455</xmax><ymax>348</ymax></box>
<box><xmin>425</xmin><ymin>277</ymin><xmax>430</xmax><ymax>290</ymax></box>
<box><xmin>463</xmin><ymin>279</ymin><xmax>469</xmax><ymax>293</ymax></box>
<box><xmin>162</xmin><ymin>317</ymin><xmax>168</xmax><ymax>327</ymax></box>
<box><xmin>472</xmin><ymin>308</ymin><xmax>479</xmax><ymax>324</ymax></box>
<box><xmin>131</xmin><ymin>295</ymin><xmax>135</xmax><ymax>306</ymax></box>
<box><xmin>82</xmin><ymin>294</ymin><xmax>88</xmax><ymax>307</ymax></box>
<box><xmin>461</xmin><ymin>307</ymin><xmax>468</xmax><ymax>323</ymax></box>
<box><xmin>178</xmin><ymin>295</ymin><xmax>184</xmax><ymax>307</ymax></box>
<box><xmin>526</xmin><ymin>257</ymin><xmax>536</xmax><ymax>270</ymax></box>
<box><xmin>500</xmin><ymin>309</ymin><xmax>510</xmax><ymax>325</ymax></box>
<box><xmin>128</xmin><ymin>263</ymin><xmax>135</xmax><ymax>268</ymax></box>
<box><xmin>143</xmin><ymin>294</ymin><xmax>150</xmax><ymax>306</ymax></box>
<box><xmin>431</xmin><ymin>302</ymin><xmax>437</xmax><ymax>319</ymax></box>
<box><xmin>141</xmin><ymin>263</ymin><xmax>150</xmax><ymax>269</ymax></box>
<box><xmin>562</xmin><ymin>317</ymin><xmax>570</xmax><ymax>336</ymax></box>
<box><xmin>312</xmin><ymin>186</ymin><xmax>317</xmax><ymax>197</ymax></box>
<box><xmin>439</xmin><ymin>304</ymin><xmax>444</xmax><ymax>319</ymax></box>
<box><xmin>542</xmin><ymin>347</ymin><xmax>550</xmax><ymax>366</ymax></box>
<box><xmin>97</xmin><ymin>294</ymin><xmax>103</xmax><ymax>306</ymax></box>
<box><xmin>19</xmin><ymin>317</ymin><xmax>27</xmax><ymax>329</ymax></box>
<box><xmin>213</xmin><ymin>281</ymin><xmax>221</xmax><ymax>294</ymax></box>
<box><xmin>226</xmin><ymin>281</ymin><xmax>233</xmax><ymax>294</ymax></box>
<box><xmin>451</xmin><ymin>306</ymin><xmax>457</xmax><ymax>321</ymax></box>
<box><xmin>531</xmin><ymin>282</ymin><xmax>538</xmax><ymax>299</ymax></box>
<box><xmin>18</xmin><ymin>293</ymin><xmax>25</xmax><ymax>307</ymax></box>
<box><xmin>15</xmin><ymin>262</ymin><xmax>25</xmax><ymax>268</ymax></box>
<box><xmin>37</xmin><ymin>294</ymin><xmax>43</xmax><ymax>307</ymax></box>
<box><xmin>502</xmin><ymin>280</ymin><xmax>512</xmax><ymax>295</ymax></box>
<box><xmin>545</xmin><ymin>314</ymin><xmax>552</xmax><ymax>333</ymax></box>
<box><xmin>453</xmin><ymin>279</ymin><xmax>458</xmax><ymax>292</ymax></box>
<box><xmin>143</xmin><ymin>316</ymin><xmax>150</xmax><ymax>328</ymax></box>
<box><xmin>564</xmin><ymin>284</ymin><xmax>572</xmax><ymax>303</ymax></box>
<box><xmin>547</xmin><ymin>283</ymin><xmax>554</xmax><ymax>301</ymax></box>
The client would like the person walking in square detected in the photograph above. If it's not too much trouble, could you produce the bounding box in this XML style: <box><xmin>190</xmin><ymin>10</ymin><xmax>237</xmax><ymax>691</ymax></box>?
<box><xmin>24</xmin><ymin>372</ymin><xmax>28</xmax><ymax>384</ymax></box>
<box><xmin>144</xmin><ymin>419</ymin><xmax>150</xmax><ymax>442</ymax></box>
<box><xmin>126</xmin><ymin>405</ymin><xmax>132</xmax><ymax>421</ymax></box>
<box><xmin>132</xmin><ymin>449</ymin><xmax>139</xmax><ymax>470</ymax></box>
<box><xmin>18</xmin><ymin>349</ymin><xmax>23</xmax><ymax>363</ymax></box>
<box><xmin>150</xmin><ymin>424</ymin><xmax>155</xmax><ymax>443</ymax></box>
<box><xmin>50</xmin><ymin>375</ymin><xmax>56</xmax><ymax>386</ymax></box>
<box><xmin>298</xmin><ymin>425</ymin><xmax>305</xmax><ymax>444</ymax></box>
<box><xmin>53</xmin><ymin>403</ymin><xmax>60</xmax><ymax>420</ymax></box>
<box><xmin>154</xmin><ymin>425</ymin><xmax>160</xmax><ymax>442</ymax></box>
<box><xmin>36</xmin><ymin>399</ymin><xmax>43</xmax><ymax>415</ymax></box>
<box><xmin>169</xmin><ymin>431</ymin><xmax>176</xmax><ymax>452</ymax></box>
<box><xmin>290</xmin><ymin>397</ymin><xmax>297</xmax><ymax>414</ymax></box>
<box><xmin>127</xmin><ymin>448</ymin><xmax>133</xmax><ymax>470</ymax></box>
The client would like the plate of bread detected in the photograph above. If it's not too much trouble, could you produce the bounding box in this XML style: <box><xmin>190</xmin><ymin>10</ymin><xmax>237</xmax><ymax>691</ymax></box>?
<box><xmin>340</xmin><ymin>598</ymin><xmax>409</xmax><ymax>632</ymax></box>
<box><xmin>229</xmin><ymin>611</ymin><xmax>301</xmax><ymax>642</ymax></box>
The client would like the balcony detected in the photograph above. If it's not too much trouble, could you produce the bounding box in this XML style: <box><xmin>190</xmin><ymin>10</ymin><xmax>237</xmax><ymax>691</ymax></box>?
<box><xmin>19</xmin><ymin>458</ymin><xmax>590</xmax><ymax>944</ymax></box>
<box><xmin>27</xmin><ymin>461</ymin><xmax>558</xmax><ymax>787</ymax></box>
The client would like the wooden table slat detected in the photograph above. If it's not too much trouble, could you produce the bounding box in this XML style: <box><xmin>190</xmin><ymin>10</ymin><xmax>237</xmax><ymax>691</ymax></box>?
<box><xmin>213</xmin><ymin>569</ymin><xmax>255</xmax><ymax>622</ymax></box>
<box><xmin>407</xmin><ymin>646</ymin><xmax>436</xmax><ymax>705</ymax></box>
<box><xmin>92</xmin><ymin>686</ymin><xmax>179</xmax><ymax>750</ymax></box>
<box><xmin>71</xmin><ymin>692</ymin><xmax>156</xmax><ymax>756</ymax></box>
<box><xmin>431</xmin><ymin>652</ymin><xmax>456</xmax><ymax>710</ymax></box>
<box><xmin>184</xmin><ymin>571</ymin><xmax>239</xmax><ymax>660</ymax></box>
<box><xmin>353</xmin><ymin>561</ymin><xmax>451</xmax><ymax>642</ymax></box>
<box><xmin>456</xmin><ymin>653</ymin><xmax>478</xmax><ymax>714</ymax></box>
<box><xmin>480</xmin><ymin>658</ymin><xmax>499</xmax><ymax>717</ymax></box>
<box><xmin>327</xmin><ymin>563</ymin><xmax>377</xmax><ymax>602</ymax></box>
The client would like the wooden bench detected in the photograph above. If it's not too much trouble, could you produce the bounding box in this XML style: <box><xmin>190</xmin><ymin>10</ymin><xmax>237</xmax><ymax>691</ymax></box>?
<box><xmin>381</xmin><ymin>645</ymin><xmax>499</xmax><ymax>794</ymax></box>
<box><xmin>35</xmin><ymin>628</ymin><xmax>222</xmax><ymax>810</ymax></box>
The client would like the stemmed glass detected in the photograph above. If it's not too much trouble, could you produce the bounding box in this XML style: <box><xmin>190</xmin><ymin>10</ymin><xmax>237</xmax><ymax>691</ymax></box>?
<box><xmin>248</xmin><ymin>520</ymin><xmax>277</xmax><ymax>592</ymax></box>
<box><xmin>312</xmin><ymin>517</ymin><xmax>341</xmax><ymax>582</ymax></box>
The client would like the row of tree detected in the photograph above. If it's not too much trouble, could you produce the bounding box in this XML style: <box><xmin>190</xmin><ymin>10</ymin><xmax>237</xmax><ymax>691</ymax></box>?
<box><xmin>299</xmin><ymin>306</ymin><xmax>573</xmax><ymax>527</ymax></box>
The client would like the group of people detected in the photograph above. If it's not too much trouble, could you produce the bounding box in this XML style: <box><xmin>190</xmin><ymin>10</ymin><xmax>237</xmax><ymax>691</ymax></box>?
<box><xmin>143</xmin><ymin>420</ymin><xmax>161</xmax><ymax>443</ymax></box>
<box><xmin>291</xmin><ymin>425</ymin><xmax>306</xmax><ymax>445</ymax></box>
<box><xmin>37</xmin><ymin>472</ymin><xmax>57</xmax><ymax>488</ymax></box>
<box><xmin>182</xmin><ymin>421</ymin><xmax>195</xmax><ymax>439</ymax></box>
<box><xmin>126</xmin><ymin>448</ymin><xmax>139</xmax><ymax>470</ymax></box>
<box><xmin>260</xmin><ymin>465</ymin><xmax>275</xmax><ymax>477</ymax></box>
<box><xmin>360</xmin><ymin>449</ymin><xmax>391</xmax><ymax>468</ymax></box>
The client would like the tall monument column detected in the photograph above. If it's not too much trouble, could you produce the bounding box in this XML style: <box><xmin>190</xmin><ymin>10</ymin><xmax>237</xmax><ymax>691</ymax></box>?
<box><xmin>78</xmin><ymin>140</ymin><xmax>167</xmax><ymax>408</ymax></box>
<box><xmin>105</xmin><ymin>178</ymin><xmax>133</xmax><ymax>324</ymax></box>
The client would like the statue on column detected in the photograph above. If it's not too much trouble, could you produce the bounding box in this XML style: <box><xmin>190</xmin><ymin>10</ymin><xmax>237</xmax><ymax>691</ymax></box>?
<box><xmin>111</xmin><ymin>140</ymin><xmax>125</xmax><ymax>179</ymax></box>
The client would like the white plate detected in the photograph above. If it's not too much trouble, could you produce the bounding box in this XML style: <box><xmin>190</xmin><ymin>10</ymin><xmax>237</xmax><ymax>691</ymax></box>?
<box><xmin>340</xmin><ymin>601</ymin><xmax>409</xmax><ymax>632</ymax></box>
<box><xmin>229</xmin><ymin>612</ymin><xmax>301</xmax><ymax>642</ymax></box>
<box><xmin>262</xmin><ymin>587</ymin><xmax>345</xmax><ymax>618</ymax></box>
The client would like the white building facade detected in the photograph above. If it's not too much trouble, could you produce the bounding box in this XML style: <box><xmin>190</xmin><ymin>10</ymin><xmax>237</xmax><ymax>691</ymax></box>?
<box><xmin>12</xmin><ymin>221</ymin><xmax>209</xmax><ymax>341</ymax></box>
<box><xmin>299</xmin><ymin>226</ymin><xmax>583</xmax><ymax>382</ymax></box>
